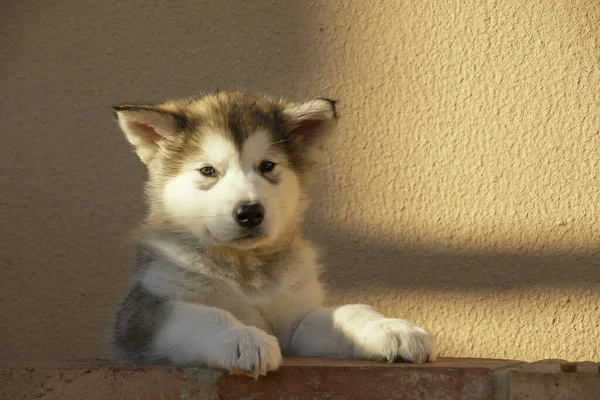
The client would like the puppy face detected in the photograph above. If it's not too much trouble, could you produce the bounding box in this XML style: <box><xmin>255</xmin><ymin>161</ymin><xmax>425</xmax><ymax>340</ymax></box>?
<box><xmin>114</xmin><ymin>91</ymin><xmax>336</xmax><ymax>249</ymax></box>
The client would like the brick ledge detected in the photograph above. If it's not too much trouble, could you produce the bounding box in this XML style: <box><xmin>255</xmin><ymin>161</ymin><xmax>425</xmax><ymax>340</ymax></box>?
<box><xmin>2</xmin><ymin>357</ymin><xmax>599</xmax><ymax>400</ymax></box>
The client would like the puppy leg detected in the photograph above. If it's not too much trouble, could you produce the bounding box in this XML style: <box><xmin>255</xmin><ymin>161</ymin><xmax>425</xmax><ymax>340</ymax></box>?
<box><xmin>153</xmin><ymin>301</ymin><xmax>282</xmax><ymax>377</ymax></box>
<box><xmin>286</xmin><ymin>305</ymin><xmax>435</xmax><ymax>363</ymax></box>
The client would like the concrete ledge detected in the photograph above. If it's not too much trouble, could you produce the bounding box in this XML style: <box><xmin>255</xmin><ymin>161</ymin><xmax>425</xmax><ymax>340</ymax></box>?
<box><xmin>494</xmin><ymin>359</ymin><xmax>600</xmax><ymax>400</ymax></box>
<box><xmin>2</xmin><ymin>357</ymin><xmax>597</xmax><ymax>400</ymax></box>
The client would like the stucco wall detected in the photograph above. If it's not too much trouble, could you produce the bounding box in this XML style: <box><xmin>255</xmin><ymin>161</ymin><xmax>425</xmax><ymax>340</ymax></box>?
<box><xmin>1</xmin><ymin>0</ymin><xmax>598</xmax><ymax>363</ymax></box>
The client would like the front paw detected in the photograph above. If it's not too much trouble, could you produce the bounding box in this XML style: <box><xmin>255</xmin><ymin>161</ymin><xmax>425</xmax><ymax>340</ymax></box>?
<box><xmin>360</xmin><ymin>319</ymin><xmax>435</xmax><ymax>363</ymax></box>
<box><xmin>215</xmin><ymin>326</ymin><xmax>283</xmax><ymax>378</ymax></box>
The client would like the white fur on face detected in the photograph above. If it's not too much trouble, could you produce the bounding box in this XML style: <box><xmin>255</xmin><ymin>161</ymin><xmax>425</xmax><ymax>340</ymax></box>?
<box><xmin>162</xmin><ymin>130</ymin><xmax>301</xmax><ymax>248</ymax></box>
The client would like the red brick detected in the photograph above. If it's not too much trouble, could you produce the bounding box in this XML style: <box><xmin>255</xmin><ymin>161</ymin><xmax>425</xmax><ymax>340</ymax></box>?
<box><xmin>0</xmin><ymin>358</ymin><xmax>522</xmax><ymax>400</ymax></box>
<box><xmin>218</xmin><ymin>358</ymin><xmax>520</xmax><ymax>400</ymax></box>
<box><xmin>0</xmin><ymin>365</ymin><xmax>215</xmax><ymax>400</ymax></box>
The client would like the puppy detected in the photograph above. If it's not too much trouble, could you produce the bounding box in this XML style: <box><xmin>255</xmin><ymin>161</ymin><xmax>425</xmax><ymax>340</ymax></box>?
<box><xmin>111</xmin><ymin>91</ymin><xmax>435</xmax><ymax>378</ymax></box>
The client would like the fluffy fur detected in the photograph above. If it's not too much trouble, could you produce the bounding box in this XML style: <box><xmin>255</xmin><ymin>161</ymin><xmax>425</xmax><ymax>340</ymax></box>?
<box><xmin>111</xmin><ymin>91</ymin><xmax>435</xmax><ymax>378</ymax></box>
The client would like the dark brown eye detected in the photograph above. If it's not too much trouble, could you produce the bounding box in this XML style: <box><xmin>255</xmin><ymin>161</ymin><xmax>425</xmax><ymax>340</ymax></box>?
<box><xmin>259</xmin><ymin>161</ymin><xmax>276</xmax><ymax>174</ymax></box>
<box><xmin>199</xmin><ymin>166</ymin><xmax>217</xmax><ymax>177</ymax></box>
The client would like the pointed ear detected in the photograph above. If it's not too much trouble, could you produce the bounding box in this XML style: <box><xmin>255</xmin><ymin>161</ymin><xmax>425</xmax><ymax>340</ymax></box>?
<box><xmin>283</xmin><ymin>98</ymin><xmax>338</xmax><ymax>161</ymax></box>
<box><xmin>113</xmin><ymin>105</ymin><xmax>187</xmax><ymax>164</ymax></box>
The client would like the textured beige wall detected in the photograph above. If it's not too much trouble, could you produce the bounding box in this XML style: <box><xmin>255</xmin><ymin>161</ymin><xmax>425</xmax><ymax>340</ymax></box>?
<box><xmin>1</xmin><ymin>1</ymin><xmax>598</xmax><ymax>363</ymax></box>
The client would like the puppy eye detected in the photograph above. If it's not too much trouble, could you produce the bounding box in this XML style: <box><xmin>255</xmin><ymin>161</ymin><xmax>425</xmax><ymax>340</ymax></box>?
<box><xmin>259</xmin><ymin>161</ymin><xmax>276</xmax><ymax>174</ymax></box>
<box><xmin>199</xmin><ymin>166</ymin><xmax>217</xmax><ymax>177</ymax></box>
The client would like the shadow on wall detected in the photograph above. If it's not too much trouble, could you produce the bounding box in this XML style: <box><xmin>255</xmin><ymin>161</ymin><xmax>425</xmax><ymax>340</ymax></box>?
<box><xmin>0</xmin><ymin>0</ymin><xmax>324</xmax><ymax>362</ymax></box>
<box><xmin>306</xmin><ymin>223</ymin><xmax>600</xmax><ymax>293</ymax></box>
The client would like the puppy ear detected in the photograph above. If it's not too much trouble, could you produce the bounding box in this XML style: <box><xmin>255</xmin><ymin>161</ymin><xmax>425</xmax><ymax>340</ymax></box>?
<box><xmin>113</xmin><ymin>105</ymin><xmax>188</xmax><ymax>164</ymax></box>
<box><xmin>283</xmin><ymin>98</ymin><xmax>338</xmax><ymax>161</ymax></box>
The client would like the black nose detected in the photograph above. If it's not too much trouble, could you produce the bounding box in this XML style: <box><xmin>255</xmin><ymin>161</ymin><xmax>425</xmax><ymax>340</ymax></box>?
<box><xmin>234</xmin><ymin>203</ymin><xmax>265</xmax><ymax>228</ymax></box>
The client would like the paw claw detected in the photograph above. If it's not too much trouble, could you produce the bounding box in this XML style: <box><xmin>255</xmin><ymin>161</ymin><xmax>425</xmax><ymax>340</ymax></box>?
<box><xmin>361</xmin><ymin>318</ymin><xmax>435</xmax><ymax>364</ymax></box>
<box><xmin>218</xmin><ymin>326</ymin><xmax>282</xmax><ymax>378</ymax></box>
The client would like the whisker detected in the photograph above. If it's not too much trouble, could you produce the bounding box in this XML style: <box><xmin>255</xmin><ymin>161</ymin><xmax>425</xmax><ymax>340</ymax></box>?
<box><xmin>268</xmin><ymin>138</ymin><xmax>290</xmax><ymax>146</ymax></box>
<box><xmin>193</xmin><ymin>214</ymin><xmax>223</xmax><ymax>219</ymax></box>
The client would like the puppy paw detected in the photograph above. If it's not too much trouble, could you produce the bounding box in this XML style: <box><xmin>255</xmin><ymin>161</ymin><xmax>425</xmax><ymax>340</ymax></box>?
<box><xmin>360</xmin><ymin>318</ymin><xmax>436</xmax><ymax>363</ymax></box>
<box><xmin>215</xmin><ymin>326</ymin><xmax>283</xmax><ymax>378</ymax></box>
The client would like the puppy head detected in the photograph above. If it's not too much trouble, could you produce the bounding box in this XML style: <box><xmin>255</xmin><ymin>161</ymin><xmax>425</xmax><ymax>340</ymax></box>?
<box><xmin>114</xmin><ymin>91</ymin><xmax>337</xmax><ymax>249</ymax></box>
